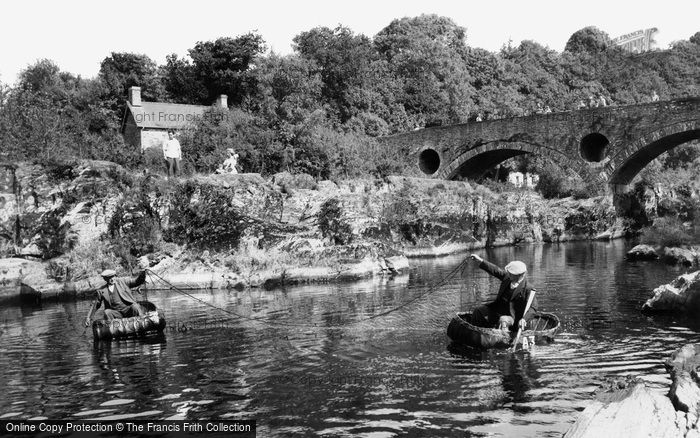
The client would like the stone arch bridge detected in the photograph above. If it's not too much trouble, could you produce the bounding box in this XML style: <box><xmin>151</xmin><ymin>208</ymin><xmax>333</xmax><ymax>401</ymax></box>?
<box><xmin>380</xmin><ymin>98</ymin><xmax>700</xmax><ymax>193</ymax></box>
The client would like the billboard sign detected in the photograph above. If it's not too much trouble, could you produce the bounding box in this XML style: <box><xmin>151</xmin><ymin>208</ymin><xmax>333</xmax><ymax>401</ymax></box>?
<box><xmin>611</xmin><ymin>28</ymin><xmax>658</xmax><ymax>53</ymax></box>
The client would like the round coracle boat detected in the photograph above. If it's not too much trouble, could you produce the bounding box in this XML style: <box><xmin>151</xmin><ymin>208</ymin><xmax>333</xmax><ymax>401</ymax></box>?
<box><xmin>447</xmin><ymin>312</ymin><xmax>560</xmax><ymax>349</ymax></box>
<box><xmin>91</xmin><ymin>301</ymin><xmax>166</xmax><ymax>340</ymax></box>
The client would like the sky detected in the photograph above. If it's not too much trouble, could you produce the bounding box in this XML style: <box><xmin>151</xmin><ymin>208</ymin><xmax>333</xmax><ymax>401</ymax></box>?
<box><xmin>1</xmin><ymin>0</ymin><xmax>697</xmax><ymax>84</ymax></box>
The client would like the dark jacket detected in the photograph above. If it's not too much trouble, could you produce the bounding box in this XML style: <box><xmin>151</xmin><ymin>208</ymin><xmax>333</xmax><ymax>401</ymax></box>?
<box><xmin>479</xmin><ymin>260</ymin><xmax>537</xmax><ymax>324</ymax></box>
<box><xmin>95</xmin><ymin>271</ymin><xmax>146</xmax><ymax>310</ymax></box>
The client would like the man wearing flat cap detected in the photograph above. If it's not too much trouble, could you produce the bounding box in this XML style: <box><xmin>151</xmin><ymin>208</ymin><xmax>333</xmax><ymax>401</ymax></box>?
<box><xmin>84</xmin><ymin>268</ymin><xmax>148</xmax><ymax>326</ymax></box>
<box><xmin>469</xmin><ymin>254</ymin><xmax>538</xmax><ymax>332</ymax></box>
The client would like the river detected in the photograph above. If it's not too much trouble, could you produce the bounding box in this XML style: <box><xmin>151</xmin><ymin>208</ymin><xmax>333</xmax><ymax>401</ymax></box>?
<box><xmin>1</xmin><ymin>240</ymin><xmax>697</xmax><ymax>436</ymax></box>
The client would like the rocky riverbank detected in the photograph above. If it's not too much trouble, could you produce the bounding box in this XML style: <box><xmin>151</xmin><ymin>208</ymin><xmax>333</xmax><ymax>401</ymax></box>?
<box><xmin>628</xmin><ymin>244</ymin><xmax>700</xmax><ymax>267</ymax></box>
<box><xmin>565</xmin><ymin>344</ymin><xmax>700</xmax><ymax>438</ymax></box>
<box><xmin>0</xmin><ymin>160</ymin><xmax>629</xmax><ymax>301</ymax></box>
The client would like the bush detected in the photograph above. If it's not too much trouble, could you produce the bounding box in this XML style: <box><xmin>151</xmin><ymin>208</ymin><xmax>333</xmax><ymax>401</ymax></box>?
<box><xmin>533</xmin><ymin>160</ymin><xmax>575</xmax><ymax>198</ymax></box>
<box><xmin>318</xmin><ymin>198</ymin><xmax>353</xmax><ymax>245</ymax></box>
<box><xmin>641</xmin><ymin>216</ymin><xmax>700</xmax><ymax>247</ymax></box>
<box><xmin>164</xmin><ymin>180</ymin><xmax>245</xmax><ymax>249</ymax></box>
<box><xmin>179</xmin><ymin>107</ymin><xmax>282</xmax><ymax>175</ymax></box>
<box><xmin>142</xmin><ymin>147</ymin><xmax>166</xmax><ymax>174</ymax></box>
<box><xmin>223</xmin><ymin>246</ymin><xmax>297</xmax><ymax>273</ymax></box>
<box><xmin>34</xmin><ymin>191</ymin><xmax>80</xmax><ymax>259</ymax></box>
<box><xmin>572</xmin><ymin>179</ymin><xmax>605</xmax><ymax>199</ymax></box>
<box><xmin>47</xmin><ymin>239</ymin><xmax>123</xmax><ymax>281</ymax></box>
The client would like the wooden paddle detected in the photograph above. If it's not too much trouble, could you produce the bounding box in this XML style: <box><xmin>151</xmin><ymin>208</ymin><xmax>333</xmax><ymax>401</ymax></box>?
<box><xmin>511</xmin><ymin>289</ymin><xmax>536</xmax><ymax>352</ymax></box>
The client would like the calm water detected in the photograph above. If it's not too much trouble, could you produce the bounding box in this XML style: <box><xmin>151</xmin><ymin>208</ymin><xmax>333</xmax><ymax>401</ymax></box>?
<box><xmin>1</xmin><ymin>240</ymin><xmax>699</xmax><ymax>436</ymax></box>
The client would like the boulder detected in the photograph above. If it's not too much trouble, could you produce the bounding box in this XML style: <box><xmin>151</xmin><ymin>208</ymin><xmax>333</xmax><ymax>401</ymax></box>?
<box><xmin>0</xmin><ymin>258</ymin><xmax>43</xmax><ymax>300</ymax></box>
<box><xmin>663</xmin><ymin>247</ymin><xmax>696</xmax><ymax>266</ymax></box>
<box><xmin>384</xmin><ymin>255</ymin><xmax>409</xmax><ymax>273</ymax></box>
<box><xmin>626</xmin><ymin>244</ymin><xmax>659</xmax><ymax>260</ymax></box>
<box><xmin>642</xmin><ymin>270</ymin><xmax>700</xmax><ymax>314</ymax></box>
<box><xmin>566</xmin><ymin>344</ymin><xmax>700</xmax><ymax>438</ymax></box>
<box><xmin>564</xmin><ymin>383</ymin><xmax>678</xmax><ymax>438</ymax></box>
<box><xmin>316</xmin><ymin>180</ymin><xmax>338</xmax><ymax>192</ymax></box>
<box><xmin>272</xmin><ymin>172</ymin><xmax>317</xmax><ymax>191</ymax></box>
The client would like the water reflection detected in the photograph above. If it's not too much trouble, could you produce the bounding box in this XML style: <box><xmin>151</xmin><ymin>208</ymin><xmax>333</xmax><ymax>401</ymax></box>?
<box><xmin>0</xmin><ymin>241</ymin><xmax>698</xmax><ymax>436</ymax></box>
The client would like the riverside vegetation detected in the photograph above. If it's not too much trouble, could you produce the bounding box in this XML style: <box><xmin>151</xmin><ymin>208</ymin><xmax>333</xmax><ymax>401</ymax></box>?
<box><xmin>1</xmin><ymin>150</ymin><xmax>699</xmax><ymax>293</ymax></box>
<box><xmin>0</xmin><ymin>16</ymin><xmax>699</xmax><ymax>289</ymax></box>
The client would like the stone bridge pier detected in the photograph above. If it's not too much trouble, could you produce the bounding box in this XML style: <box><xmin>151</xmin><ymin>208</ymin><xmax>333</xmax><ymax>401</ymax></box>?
<box><xmin>380</xmin><ymin>98</ymin><xmax>700</xmax><ymax>196</ymax></box>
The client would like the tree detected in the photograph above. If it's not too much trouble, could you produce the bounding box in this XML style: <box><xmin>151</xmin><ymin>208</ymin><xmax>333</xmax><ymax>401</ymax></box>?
<box><xmin>0</xmin><ymin>60</ymin><xmax>135</xmax><ymax>165</ymax></box>
<box><xmin>188</xmin><ymin>33</ymin><xmax>266</xmax><ymax>105</ymax></box>
<box><xmin>100</xmin><ymin>52</ymin><xmax>165</xmax><ymax>100</ymax></box>
<box><xmin>374</xmin><ymin>14</ymin><xmax>475</xmax><ymax>127</ymax></box>
<box><xmin>499</xmin><ymin>40</ymin><xmax>569</xmax><ymax>112</ymax></box>
<box><xmin>655</xmin><ymin>40</ymin><xmax>700</xmax><ymax>97</ymax></box>
<box><xmin>689</xmin><ymin>31</ymin><xmax>700</xmax><ymax>46</ymax></box>
<box><xmin>465</xmin><ymin>48</ymin><xmax>503</xmax><ymax>90</ymax></box>
<box><xmin>160</xmin><ymin>54</ymin><xmax>208</xmax><ymax>104</ymax></box>
<box><xmin>565</xmin><ymin>26</ymin><xmax>612</xmax><ymax>54</ymax></box>
<box><xmin>250</xmin><ymin>54</ymin><xmax>324</xmax><ymax>142</ymax></box>
<box><xmin>293</xmin><ymin>26</ymin><xmax>375</xmax><ymax>122</ymax></box>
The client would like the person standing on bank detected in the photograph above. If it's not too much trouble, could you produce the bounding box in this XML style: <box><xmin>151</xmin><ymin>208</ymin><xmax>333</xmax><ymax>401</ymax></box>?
<box><xmin>469</xmin><ymin>254</ymin><xmax>538</xmax><ymax>332</ymax></box>
<box><xmin>83</xmin><ymin>269</ymin><xmax>148</xmax><ymax>326</ymax></box>
<box><xmin>162</xmin><ymin>130</ymin><xmax>182</xmax><ymax>178</ymax></box>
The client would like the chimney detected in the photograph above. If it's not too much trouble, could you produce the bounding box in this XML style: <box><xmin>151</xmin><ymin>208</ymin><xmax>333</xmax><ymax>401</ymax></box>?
<box><xmin>128</xmin><ymin>86</ymin><xmax>142</xmax><ymax>106</ymax></box>
<box><xmin>216</xmin><ymin>94</ymin><xmax>228</xmax><ymax>108</ymax></box>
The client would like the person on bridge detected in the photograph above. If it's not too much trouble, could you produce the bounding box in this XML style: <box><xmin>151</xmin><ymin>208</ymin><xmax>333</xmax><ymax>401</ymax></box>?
<box><xmin>468</xmin><ymin>254</ymin><xmax>538</xmax><ymax>332</ymax></box>
<box><xmin>84</xmin><ymin>268</ymin><xmax>148</xmax><ymax>326</ymax></box>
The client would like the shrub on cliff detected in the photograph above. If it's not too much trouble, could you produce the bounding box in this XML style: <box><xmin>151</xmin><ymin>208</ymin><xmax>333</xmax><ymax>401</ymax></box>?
<box><xmin>318</xmin><ymin>198</ymin><xmax>353</xmax><ymax>245</ymax></box>
<box><xmin>33</xmin><ymin>191</ymin><xmax>80</xmax><ymax>259</ymax></box>
<box><xmin>164</xmin><ymin>181</ymin><xmax>245</xmax><ymax>249</ymax></box>
<box><xmin>107</xmin><ymin>192</ymin><xmax>162</xmax><ymax>268</ymax></box>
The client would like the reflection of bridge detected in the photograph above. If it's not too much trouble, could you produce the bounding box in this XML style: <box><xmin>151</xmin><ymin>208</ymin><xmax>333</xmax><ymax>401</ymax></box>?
<box><xmin>380</xmin><ymin>98</ymin><xmax>700</xmax><ymax>193</ymax></box>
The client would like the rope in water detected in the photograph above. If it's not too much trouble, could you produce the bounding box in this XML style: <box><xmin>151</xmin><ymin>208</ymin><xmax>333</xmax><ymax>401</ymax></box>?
<box><xmin>145</xmin><ymin>257</ymin><xmax>474</xmax><ymax>329</ymax></box>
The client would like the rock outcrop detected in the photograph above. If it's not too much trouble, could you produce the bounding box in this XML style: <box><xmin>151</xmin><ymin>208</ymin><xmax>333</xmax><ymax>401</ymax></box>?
<box><xmin>564</xmin><ymin>383</ymin><xmax>679</xmax><ymax>438</ymax></box>
<box><xmin>627</xmin><ymin>244</ymin><xmax>659</xmax><ymax>260</ymax></box>
<box><xmin>663</xmin><ymin>247</ymin><xmax>697</xmax><ymax>267</ymax></box>
<box><xmin>642</xmin><ymin>270</ymin><xmax>700</xmax><ymax>314</ymax></box>
<box><xmin>565</xmin><ymin>344</ymin><xmax>700</xmax><ymax>438</ymax></box>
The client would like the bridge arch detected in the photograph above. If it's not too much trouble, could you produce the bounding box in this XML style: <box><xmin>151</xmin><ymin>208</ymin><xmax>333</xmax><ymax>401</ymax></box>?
<box><xmin>438</xmin><ymin>142</ymin><xmax>583</xmax><ymax>181</ymax></box>
<box><xmin>606</xmin><ymin>120</ymin><xmax>700</xmax><ymax>192</ymax></box>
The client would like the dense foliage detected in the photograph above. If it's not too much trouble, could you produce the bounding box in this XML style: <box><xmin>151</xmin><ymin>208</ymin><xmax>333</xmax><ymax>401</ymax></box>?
<box><xmin>164</xmin><ymin>181</ymin><xmax>246</xmax><ymax>249</ymax></box>
<box><xmin>1</xmin><ymin>18</ymin><xmax>698</xmax><ymax>197</ymax></box>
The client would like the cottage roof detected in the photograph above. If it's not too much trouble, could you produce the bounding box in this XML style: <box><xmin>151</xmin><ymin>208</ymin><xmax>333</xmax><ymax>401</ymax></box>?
<box><xmin>124</xmin><ymin>101</ymin><xmax>212</xmax><ymax>130</ymax></box>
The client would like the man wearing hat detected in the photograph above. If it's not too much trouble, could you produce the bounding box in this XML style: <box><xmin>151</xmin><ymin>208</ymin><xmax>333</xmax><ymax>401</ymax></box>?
<box><xmin>84</xmin><ymin>268</ymin><xmax>148</xmax><ymax>326</ymax></box>
<box><xmin>469</xmin><ymin>254</ymin><xmax>538</xmax><ymax>331</ymax></box>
